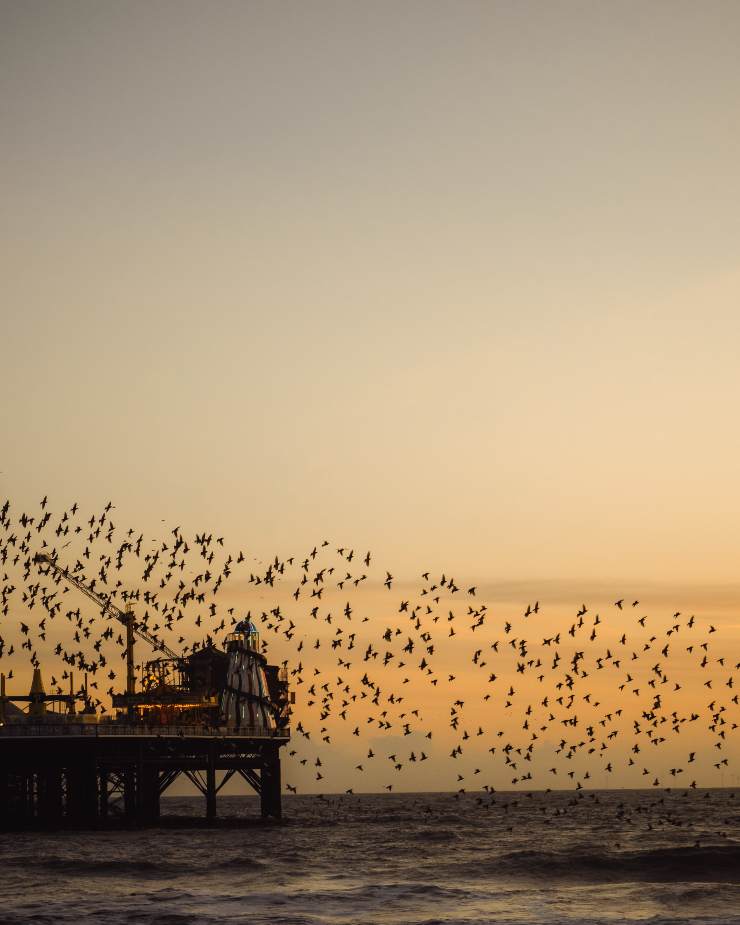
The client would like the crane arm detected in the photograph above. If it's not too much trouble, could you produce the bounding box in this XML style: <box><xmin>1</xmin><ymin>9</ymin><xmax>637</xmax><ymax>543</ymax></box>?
<box><xmin>34</xmin><ymin>553</ymin><xmax>179</xmax><ymax>660</ymax></box>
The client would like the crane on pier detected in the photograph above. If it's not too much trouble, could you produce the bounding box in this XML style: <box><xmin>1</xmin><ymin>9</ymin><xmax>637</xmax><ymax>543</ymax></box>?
<box><xmin>34</xmin><ymin>552</ymin><xmax>179</xmax><ymax>698</ymax></box>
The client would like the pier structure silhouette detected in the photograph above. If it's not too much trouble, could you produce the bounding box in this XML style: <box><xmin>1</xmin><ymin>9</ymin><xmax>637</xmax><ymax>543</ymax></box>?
<box><xmin>0</xmin><ymin>723</ymin><xmax>288</xmax><ymax>827</ymax></box>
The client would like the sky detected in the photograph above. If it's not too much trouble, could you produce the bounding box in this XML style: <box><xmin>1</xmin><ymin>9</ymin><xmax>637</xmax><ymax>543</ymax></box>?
<box><xmin>1</xmin><ymin>1</ymin><xmax>739</xmax><ymax>794</ymax></box>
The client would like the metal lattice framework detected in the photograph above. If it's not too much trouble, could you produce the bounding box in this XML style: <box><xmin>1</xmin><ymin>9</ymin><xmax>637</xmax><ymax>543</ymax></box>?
<box><xmin>0</xmin><ymin>731</ymin><xmax>287</xmax><ymax>827</ymax></box>
<box><xmin>34</xmin><ymin>552</ymin><xmax>179</xmax><ymax>660</ymax></box>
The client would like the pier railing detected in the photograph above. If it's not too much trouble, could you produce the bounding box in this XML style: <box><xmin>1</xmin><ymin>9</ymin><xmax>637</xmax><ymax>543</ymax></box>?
<box><xmin>0</xmin><ymin>722</ymin><xmax>290</xmax><ymax>739</ymax></box>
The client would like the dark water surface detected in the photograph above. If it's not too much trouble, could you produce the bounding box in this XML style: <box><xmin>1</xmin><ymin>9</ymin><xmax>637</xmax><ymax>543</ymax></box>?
<box><xmin>1</xmin><ymin>790</ymin><xmax>738</xmax><ymax>925</ymax></box>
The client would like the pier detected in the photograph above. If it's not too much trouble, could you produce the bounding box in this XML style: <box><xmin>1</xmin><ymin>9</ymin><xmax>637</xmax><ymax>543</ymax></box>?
<box><xmin>0</xmin><ymin>556</ymin><xmax>293</xmax><ymax>829</ymax></box>
<box><xmin>0</xmin><ymin>724</ymin><xmax>289</xmax><ymax>828</ymax></box>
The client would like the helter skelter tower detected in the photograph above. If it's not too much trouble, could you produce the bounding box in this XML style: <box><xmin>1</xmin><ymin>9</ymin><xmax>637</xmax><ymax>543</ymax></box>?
<box><xmin>220</xmin><ymin>618</ymin><xmax>279</xmax><ymax>732</ymax></box>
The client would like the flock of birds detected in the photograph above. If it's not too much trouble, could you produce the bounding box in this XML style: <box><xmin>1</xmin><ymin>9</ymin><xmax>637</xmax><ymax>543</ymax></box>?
<box><xmin>0</xmin><ymin>495</ymin><xmax>738</xmax><ymax>831</ymax></box>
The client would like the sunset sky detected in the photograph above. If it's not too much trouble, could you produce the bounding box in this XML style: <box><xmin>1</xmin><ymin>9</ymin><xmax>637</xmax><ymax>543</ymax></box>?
<box><xmin>1</xmin><ymin>2</ymin><xmax>739</xmax><ymax>792</ymax></box>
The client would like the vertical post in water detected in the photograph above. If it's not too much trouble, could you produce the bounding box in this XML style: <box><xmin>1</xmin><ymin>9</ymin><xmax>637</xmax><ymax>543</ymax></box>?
<box><xmin>206</xmin><ymin>740</ymin><xmax>217</xmax><ymax>820</ymax></box>
<box><xmin>261</xmin><ymin>743</ymin><xmax>282</xmax><ymax>819</ymax></box>
<box><xmin>99</xmin><ymin>768</ymin><xmax>109</xmax><ymax>818</ymax></box>
<box><xmin>124</xmin><ymin>763</ymin><xmax>136</xmax><ymax>821</ymax></box>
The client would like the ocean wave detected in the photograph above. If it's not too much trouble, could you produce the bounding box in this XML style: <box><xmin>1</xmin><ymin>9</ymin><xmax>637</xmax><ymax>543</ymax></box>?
<box><xmin>670</xmin><ymin>883</ymin><xmax>740</xmax><ymax>902</ymax></box>
<box><xmin>5</xmin><ymin>842</ymin><xmax>739</xmax><ymax>885</ymax></box>
<box><xmin>217</xmin><ymin>854</ymin><xmax>272</xmax><ymax>869</ymax></box>
<box><xmin>0</xmin><ymin>856</ymin><xmax>179</xmax><ymax>876</ymax></box>
<box><xmin>451</xmin><ymin>844</ymin><xmax>740</xmax><ymax>883</ymax></box>
<box><xmin>409</xmin><ymin>827</ymin><xmax>461</xmax><ymax>843</ymax></box>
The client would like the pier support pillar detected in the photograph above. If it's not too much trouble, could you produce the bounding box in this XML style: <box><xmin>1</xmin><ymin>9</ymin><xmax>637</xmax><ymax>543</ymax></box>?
<box><xmin>260</xmin><ymin>745</ymin><xmax>281</xmax><ymax>819</ymax></box>
<box><xmin>99</xmin><ymin>770</ymin><xmax>109</xmax><ymax>818</ymax></box>
<box><xmin>66</xmin><ymin>755</ymin><xmax>98</xmax><ymax>822</ymax></box>
<box><xmin>123</xmin><ymin>766</ymin><xmax>136</xmax><ymax>820</ymax></box>
<box><xmin>206</xmin><ymin>743</ymin><xmax>217</xmax><ymax>820</ymax></box>
<box><xmin>137</xmin><ymin>765</ymin><xmax>160</xmax><ymax>821</ymax></box>
<box><xmin>39</xmin><ymin>766</ymin><xmax>63</xmax><ymax>824</ymax></box>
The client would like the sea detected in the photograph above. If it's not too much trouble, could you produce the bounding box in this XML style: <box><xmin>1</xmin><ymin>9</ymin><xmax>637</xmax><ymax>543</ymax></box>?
<box><xmin>0</xmin><ymin>790</ymin><xmax>738</xmax><ymax>925</ymax></box>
